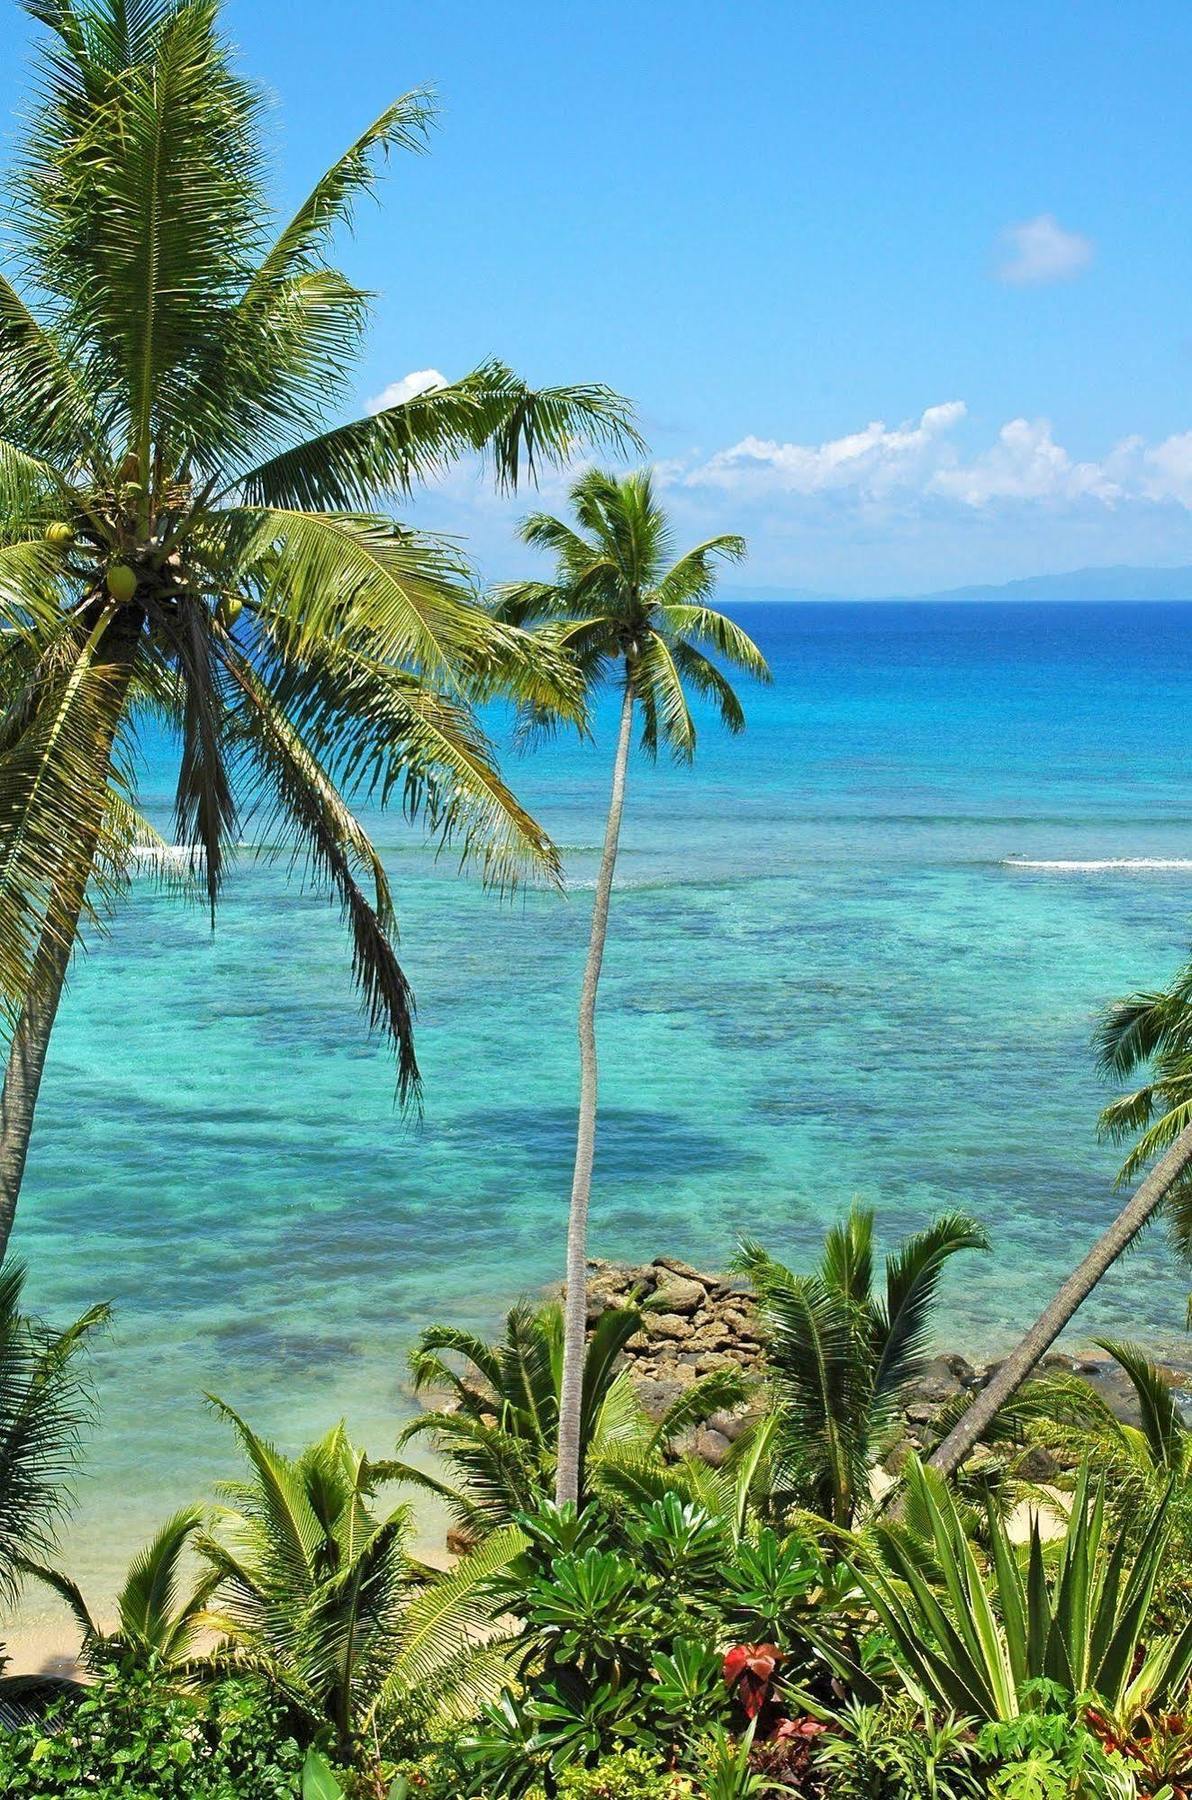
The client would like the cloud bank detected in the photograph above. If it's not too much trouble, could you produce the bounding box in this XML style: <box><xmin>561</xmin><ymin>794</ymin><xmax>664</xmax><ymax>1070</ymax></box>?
<box><xmin>369</xmin><ymin>376</ymin><xmax>1192</xmax><ymax>591</ymax></box>
<box><xmin>674</xmin><ymin>403</ymin><xmax>1192</xmax><ymax>513</ymax></box>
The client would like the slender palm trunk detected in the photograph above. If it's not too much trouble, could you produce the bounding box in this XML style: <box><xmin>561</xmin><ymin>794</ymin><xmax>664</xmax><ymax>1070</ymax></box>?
<box><xmin>555</xmin><ymin>675</ymin><xmax>635</xmax><ymax>1507</ymax></box>
<box><xmin>0</xmin><ymin>877</ymin><xmax>89</xmax><ymax>1262</ymax></box>
<box><xmin>927</xmin><ymin>1121</ymin><xmax>1192</xmax><ymax>1479</ymax></box>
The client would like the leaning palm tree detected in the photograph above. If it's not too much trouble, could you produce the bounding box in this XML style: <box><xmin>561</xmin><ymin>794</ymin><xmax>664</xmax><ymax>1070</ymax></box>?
<box><xmin>396</xmin><ymin>1297</ymin><xmax>748</xmax><ymax>1532</ymax></box>
<box><xmin>198</xmin><ymin>1403</ymin><xmax>523</xmax><ymax>1775</ymax></box>
<box><xmin>735</xmin><ymin>1205</ymin><xmax>989</xmax><ymax>1527</ymax></box>
<box><xmin>929</xmin><ymin>955</ymin><xmax>1192</xmax><ymax>1481</ymax></box>
<box><xmin>0</xmin><ymin>0</ymin><xmax>638</xmax><ymax>1256</ymax></box>
<box><xmin>20</xmin><ymin>1504</ymin><xmax>217</xmax><ymax>1671</ymax></box>
<box><xmin>493</xmin><ymin>469</ymin><xmax>769</xmax><ymax>1505</ymax></box>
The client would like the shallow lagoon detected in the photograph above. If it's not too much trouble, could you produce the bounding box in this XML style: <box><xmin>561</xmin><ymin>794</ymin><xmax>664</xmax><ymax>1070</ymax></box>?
<box><xmin>16</xmin><ymin>599</ymin><xmax>1192</xmax><ymax>1598</ymax></box>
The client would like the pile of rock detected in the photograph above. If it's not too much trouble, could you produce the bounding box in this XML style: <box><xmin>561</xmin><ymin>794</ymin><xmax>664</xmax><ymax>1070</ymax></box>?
<box><xmin>580</xmin><ymin>1256</ymin><xmax>1192</xmax><ymax>1474</ymax></box>
<box><xmin>582</xmin><ymin>1256</ymin><xmax>763</xmax><ymax>1465</ymax></box>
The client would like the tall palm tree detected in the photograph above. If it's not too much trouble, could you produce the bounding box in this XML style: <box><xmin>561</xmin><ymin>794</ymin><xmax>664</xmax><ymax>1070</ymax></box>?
<box><xmin>493</xmin><ymin>469</ymin><xmax>769</xmax><ymax>1506</ymax></box>
<box><xmin>395</xmin><ymin>1298</ymin><xmax>747</xmax><ymax>1531</ymax></box>
<box><xmin>735</xmin><ymin>1204</ymin><xmax>989</xmax><ymax>1527</ymax></box>
<box><xmin>928</xmin><ymin>955</ymin><xmax>1192</xmax><ymax>1481</ymax></box>
<box><xmin>0</xmin><ymin>0</ymin><xmax>638</xmax><ymax>1256</ymax></box>
<box><xmin>198</xmin><ymin>1403</ymin><xmax>524</xmax><ymax>1772</ymax></box>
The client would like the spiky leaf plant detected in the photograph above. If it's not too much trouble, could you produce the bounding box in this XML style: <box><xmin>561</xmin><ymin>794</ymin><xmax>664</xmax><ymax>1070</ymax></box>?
<box><xmin>197</xmin><ymin>1402</ymin><xmax>523</xmax><ymax>1769</ymax></box>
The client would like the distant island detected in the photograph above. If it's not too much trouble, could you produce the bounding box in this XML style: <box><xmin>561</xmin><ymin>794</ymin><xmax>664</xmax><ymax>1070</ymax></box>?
<box><xmin>731</xmin><ymin>563</ymin><xmax>1192</xmax><ymax>604</ymax></box>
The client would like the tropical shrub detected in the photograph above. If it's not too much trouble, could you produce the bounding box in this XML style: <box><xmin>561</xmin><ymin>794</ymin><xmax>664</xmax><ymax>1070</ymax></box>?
<box><xmin>457</xmin><ymin>1494</ymin><xmax>834</xmax><ymax>1791</ymax></box>
<box><xmin>398</xmin><ymin>1300</ymin><xmax>748</xmax><ymax>1530</ymax></box>
<box><xmin>0</xmin><ymin>1661</ymin><xmax>302</xmax><ymax>1798</ymax></box>
<box><xmin>811</xmin><ymin>1698</ymin><xmax>977</xmax><ymax>1799</ymax></box>
<box><xmin>557</xmin><ymin>1744</ymin><xmax>692</xmax><ymax>1800</ymax></box>
<box><xmin>735</xmin><ymin>1206</ymin><xmax>989</xmax><ymax>1526</ymax></box>
<box><xmin>198</xmin><ymin>1403</ymin><xmax>523</xmax><ymax>1774</ymax></box>
<box><xmin>839</xmin><ymin>1458</ymin><xmax>1192</xmax><ymax>1724</ymax></box>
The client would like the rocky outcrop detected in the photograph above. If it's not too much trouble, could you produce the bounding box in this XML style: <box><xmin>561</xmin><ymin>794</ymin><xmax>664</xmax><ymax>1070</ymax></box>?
<box><xmin>579</xmin><ymin>1256</ymin><xmax>1192</xmax><ymax>1470</ymax></box>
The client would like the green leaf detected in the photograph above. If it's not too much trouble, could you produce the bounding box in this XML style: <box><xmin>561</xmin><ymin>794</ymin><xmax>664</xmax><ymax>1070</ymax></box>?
<box><xmin>302</xmin><ymin>1749</ymin><xmax>344</xmax><ymax>1800</ymax></box>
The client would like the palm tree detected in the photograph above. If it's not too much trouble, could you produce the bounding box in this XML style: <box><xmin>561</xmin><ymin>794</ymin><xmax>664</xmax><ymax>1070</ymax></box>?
<box><xmin>1028</xmin><ymin>1337</ymin><xmax>1192</xmax><ymax>1485</ymax></box>
<box><xmin>928</xmin><ymin>956</ymin><xmax>1192</xmax><ymax>1482</ymax></box>
<box><xmin>197</xmin><ymin>1403</ymin><xmax>523</xmax><ymax>1773</ymax></box>
<box><xmin>735</xmin><ymin>1205</ymin><xmax>989</xmax><ymax>1527</ymax></box>
<box><xmin>21</xmin><ymin>1504</ymin><xmax>217</xmax><ymax>1671</ymax></box>
<box><xmin>493</xmin><ymin>469</ymin><xmax>770</xmax><ymax>1505</ymax></box>
<box><xmin>396</xmin><ymin>1297</ymin><xmax>748</xmax><ymax>1531</ymax></box>
<box><xmin>0</xmin><ymin>1262</ymin><xmax>105</xmax><ymax>1613</ymax></box>
<box><xmin>0</xmin><ymin>0</ymin><xmax>639</xmax><ymax>1256</ymax></box>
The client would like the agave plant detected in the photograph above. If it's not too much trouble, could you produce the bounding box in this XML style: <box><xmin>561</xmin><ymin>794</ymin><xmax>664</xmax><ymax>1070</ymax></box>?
<box><xmin>396</xmin><ymin>1299</ymin><xmax>749</xmax><ymax>1531</ymax></box>
<box><xmin>20</xmin><ymin>1505</ymin><xmax>216</xmax><ymax>1671</ymax></box>
<box><xmin>837</xmin><ymin>1457</ymin><xmax>1192</xmax><ymax>1724</ymax></box>
<box><xmin>197</xmin><ymin>1402</ymin><xmax>523</xmax><ymax>1769</ymax></box>
<box><xmin>735</xmin><ymin>1206</ymin><xmax>989</xmax><ymax>1527</ymax></box>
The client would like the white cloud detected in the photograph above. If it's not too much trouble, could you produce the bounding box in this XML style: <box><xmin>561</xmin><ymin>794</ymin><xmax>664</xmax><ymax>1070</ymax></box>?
<box><xmin>366</xmin><ymin>368</ymin><xmax>446</xmax><ymax>413</ymax></box>
<box><xmin>668</xmin><ymin>404</ymin><xmax>1192</xmax><ymax>516</ymax></box>
<box><xmin>929</xmin><ymin>418</ymin><xmax>1117</xmax><ymax>505</ymax></box>
<box><xmin>683</xmin><ymin>402</ymin><xmax>967</xmax><ymax>499</ymax></box>
<box><xmin>997</xmin><ymin>213</ymin><xmax>1094</xmax><ymax>286</ymax></box>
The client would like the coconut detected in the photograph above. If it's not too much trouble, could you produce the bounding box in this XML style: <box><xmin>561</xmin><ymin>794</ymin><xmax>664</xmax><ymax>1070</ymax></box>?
<box><xmin>44</xmin><ymin>522</ymin><xmax>74</xmax><ymax>548</ymax></box>
<box><xmin>217</xmin><ymin>595</ymin><xmax>244</xmax><ymax>629</ymax></box>
<box><xmin>106</xmin><ymin>564</ymin><xmax>137</xmax><ymax>603</ymax></box>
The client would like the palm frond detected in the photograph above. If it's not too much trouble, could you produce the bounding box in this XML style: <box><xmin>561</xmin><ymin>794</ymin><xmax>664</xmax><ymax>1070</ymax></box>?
<box><xmin>0</xmin><ymin>605</ymin><xmax>140</xmax><ymax>1022</ymax></box>
<box><xmin>238</xmin><ymin>362</ymin><xmax>640</xmax><ymax>510</ymax></box>
<box><xmin>633</xmin><ymin>631</ymin><xmax>697</xmax><ymax>762</ymax></box>
<box><xmin>223</xmin><ymin>650</ymin><xmax>419</xmax><ymax>1101</ymax></box>
<box><xmin>360</xmin><ymin>1523</ymin><xmax>526</xmax><ymax>1734</ymax></box>
<box><xmin>1091</xmin><ymin>1338</ymin><xmax>1187</xmax><ymax>1471</ymax></box>
<box><xmin>0</xmin><ymin>1263</ymin><xmax>107</xmax><ymax>1599</ymax></box>
<box><xmin>873</xmin><ymin>1211</ymin><xmax>989</xmax><ymax>1410</ymax></box>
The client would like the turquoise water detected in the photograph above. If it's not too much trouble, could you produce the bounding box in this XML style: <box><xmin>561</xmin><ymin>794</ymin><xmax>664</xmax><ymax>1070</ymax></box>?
<box><xmin>14</xmin><ymin>599</ymin><xmax>1192</xmax><ymax>1600</ymax></box>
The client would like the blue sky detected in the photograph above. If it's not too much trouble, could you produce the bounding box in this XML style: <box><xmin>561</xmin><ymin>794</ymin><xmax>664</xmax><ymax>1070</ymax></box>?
<box><xmin>2</xmin><ymin>0</ymin><xmax>1191</xmax><ymax>594</ymax></box>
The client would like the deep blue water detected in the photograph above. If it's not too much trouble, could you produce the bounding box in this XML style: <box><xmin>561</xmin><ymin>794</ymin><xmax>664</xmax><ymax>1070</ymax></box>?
<box><xmin>15</xmin><ymin>598</ymin><xmax>1192</xmax><ymax>1597</ymax></box>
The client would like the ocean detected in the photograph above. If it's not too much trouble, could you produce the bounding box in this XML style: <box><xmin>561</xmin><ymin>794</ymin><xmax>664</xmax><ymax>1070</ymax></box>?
<box><xmin>14</xmin><ymin>598</ymin><xmax>1192</xmax><ymax>1601</ymax></box>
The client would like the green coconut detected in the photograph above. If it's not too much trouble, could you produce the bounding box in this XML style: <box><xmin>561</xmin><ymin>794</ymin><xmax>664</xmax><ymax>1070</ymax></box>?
<box><xmin>106</xmin><ymin>564</ymin><xmax>137</xmax><ymax>603</ymax></box>
<box><xmin>217</xmin><ymin>595</ymin><xmax>244</xmax><ymax>629</ymax></box>
<box><xmin>44</xmin><ymin>522</ymin><xmax>74</xmax><ymax>548</ymax></box>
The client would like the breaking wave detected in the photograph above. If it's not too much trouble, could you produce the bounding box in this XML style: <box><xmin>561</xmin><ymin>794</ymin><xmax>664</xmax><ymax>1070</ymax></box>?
<box><xmin>1002</xmin><ymin>856</ymin><xmax>1192</xmax><ymax>872</ymax></box>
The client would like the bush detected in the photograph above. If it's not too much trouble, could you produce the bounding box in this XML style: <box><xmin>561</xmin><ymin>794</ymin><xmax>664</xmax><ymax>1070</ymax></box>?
<box><xmin>0</xmin><ymin>1660</ymin><xmax>303</xmax><ymax>1798</ymax></box>
<box><xmin>558</xmin><ymin>1746</ymin><xmax>691</xmax><ymax>1800</ymax></box>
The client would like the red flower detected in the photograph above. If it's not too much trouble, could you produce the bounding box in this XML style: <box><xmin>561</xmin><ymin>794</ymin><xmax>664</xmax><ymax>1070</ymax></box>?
<box><xmin>723</xmin><ymin>1643</ymin><xmax>782</xmax><ymax>1719</ymax></box>
<box><xmin>771</xmin><ymin>1717</ymin><xmax>828</xmax><ymax>1743</ymax></box>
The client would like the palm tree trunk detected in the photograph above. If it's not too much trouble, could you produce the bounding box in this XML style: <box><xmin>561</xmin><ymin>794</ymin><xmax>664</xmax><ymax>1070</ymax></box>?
<box><xmin>927</xmin><ymin>1121</ymin><xmax>1192</xmax><ymax>1479</ymax></box>
<box><xmin>0</xmin><ymin>877</ymin><xmax>89</xmax><ymax>1263</ymax></box>
<box><xmin>555</xmin><ymin>675</ymin><xmax>635</xmax><ymax>1507</ymax></box>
